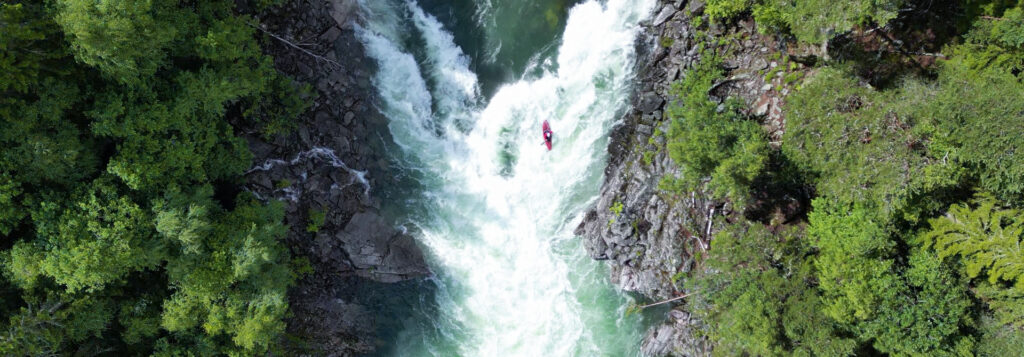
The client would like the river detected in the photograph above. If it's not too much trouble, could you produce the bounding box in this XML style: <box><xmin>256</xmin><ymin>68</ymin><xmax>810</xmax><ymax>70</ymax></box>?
<box><xmin>353</xmin><ymin>0</ymin><xmax>657</xmax><ymax>355</ymax></box>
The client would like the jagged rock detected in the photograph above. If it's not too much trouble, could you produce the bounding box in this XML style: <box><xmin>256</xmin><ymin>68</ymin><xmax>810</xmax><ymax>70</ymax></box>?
<box><xmin>685</xmin><ymin>0</ymin><xmax>705</xmax><ymax>15</ymax></box>
<box><xmin>753</xmin><ymin>94</ymin><xmax>771</xmax><ymax>116</ymax></box>
<box><xmin>329</xmin><ymin>0</ymin><xmax>358</xmax><ymax>29</ymax></box>
<box><xmin>289</xmin><ymin>293</ymin><xmax>376</xmax><ymax>356</ymax></box>
<box><xmin>246</xmin><ymin>0</ymin><xmax>430</xmax><ymax>354</ymax></box>
<box><xmin>653</xmin><ymin>5</ymin><xmax>677</xmax><ymax>26</ymax></box>
<box><xmin>320</xmin><ymin>26</ymin><xmax>343</xmax><ymax>42</ymax></box>
<box><xmin>641</xmin><ymin>309</ymin><xmax>711</xmax><ymax>357</ymax></box>
<box><xmin>340</xmin><ymin>213</ymin><xmax>429</xmax><ymax>282</ymax></box>
<box><xmin>577</xmin><ymin>0</ymin><xmax>796</xmax><ymax>354</ymax></box>
<box><xmin>638</xmin><ymin>92</ymin><xmax>665</xmax><ymax>113</ymax></box>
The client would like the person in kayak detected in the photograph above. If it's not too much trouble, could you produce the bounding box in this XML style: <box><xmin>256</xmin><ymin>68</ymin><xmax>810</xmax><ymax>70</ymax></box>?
<box><xmin>542</xmin><ymin>120</ymin><xmax>553</xmax><ymax>151</ymax></box>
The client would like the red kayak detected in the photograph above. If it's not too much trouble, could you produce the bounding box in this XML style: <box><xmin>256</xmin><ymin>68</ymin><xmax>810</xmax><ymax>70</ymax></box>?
<box><xmin>542</xmin><ymin>120</ymin><xmax>553</xmax><ymax>151</ymax></box>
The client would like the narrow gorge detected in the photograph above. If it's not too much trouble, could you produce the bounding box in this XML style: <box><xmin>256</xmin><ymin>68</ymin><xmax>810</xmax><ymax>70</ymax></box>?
<box><xmin>4</xmin><ymin>0</ymin><xmax>1023</xmax><ymax>355</ymax></box>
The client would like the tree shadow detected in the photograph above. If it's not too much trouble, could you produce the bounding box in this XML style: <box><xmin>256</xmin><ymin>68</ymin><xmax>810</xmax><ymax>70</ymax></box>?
<box><xmin>827</xmin><ymin>0</ymin><xmax>968</xmax><ymax>88</ymax></box>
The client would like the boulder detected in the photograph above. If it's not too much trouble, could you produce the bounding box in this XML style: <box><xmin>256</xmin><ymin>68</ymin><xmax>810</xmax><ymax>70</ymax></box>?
<box><xmin>329</xmin><ymin>0</ymin><xmax>358</xmax><ymax>29</ymax></box>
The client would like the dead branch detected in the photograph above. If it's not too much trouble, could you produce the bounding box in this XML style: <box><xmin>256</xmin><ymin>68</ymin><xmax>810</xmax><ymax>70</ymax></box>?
<box><xmin>638</xmin><ymin>293</ymin><xmax>693</xmax><ymax>309</ymax></box>
<box><xmin>250</xmin><ymin>23</ymin><xmax>343</xmax><ymax>69</ymax></box>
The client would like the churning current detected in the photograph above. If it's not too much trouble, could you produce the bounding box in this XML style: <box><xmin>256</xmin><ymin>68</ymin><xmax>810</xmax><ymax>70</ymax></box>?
<box><xmin>354</xmin><ymin>0</ymin><xmax>657</xmax><ymax>355</ymax></box>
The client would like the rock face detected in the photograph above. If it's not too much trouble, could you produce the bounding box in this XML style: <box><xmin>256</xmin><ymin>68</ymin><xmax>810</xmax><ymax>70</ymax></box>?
<box><xmin>575</xmin><ymin>0</ymin><xmax>807</xmax><ymax>355</ymax></box>
<box><xmin>642</xmin><ymin>309</ymin><xmax>712</xmax><ymax>357</ymax></box>
<box><xmin>248</xmin><ymin>0</ymin><xmax>428</xmax><ymax>354</ymax></box>
<box><xmin>574</xmin><ymin>3</ymin><xmax>713</xmax><ymax>354</ymax></box>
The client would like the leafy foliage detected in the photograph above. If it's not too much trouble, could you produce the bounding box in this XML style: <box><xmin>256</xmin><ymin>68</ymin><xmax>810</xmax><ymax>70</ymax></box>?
<box><xmin>917</xmin><ymin>61</ymin><xmax>1024</xmax><ymax>202</ymax></box>
<box><xmin>53</xmin><ymin>0</ymin><xmax>177</xmax><ymax>84</ymax></box>
<box><xmin>8</xmin><ymin>179</ymin><xmax>162</xmax><ymax>293</ymax></box>
<box><xmin>952</xmin><ymin>5</ymin><xmax>1024</xmax><ymax>73</ymax></box>
<box><xmin>976</xmin><ymin>314</ymin><xmax>1024</xmax><ymax>357</ymax></box>
<box><xmin>0</xmin><ymin>0</ymin><xmax>307</xmax><ymax>353</ymax></box>
<box><xmin>783</xmin><ymin>67</ymin><xmax>964</xmax><ymax>222</ymax></box>
<box><xmin>685</xmin><ymin>1</ymin><xmax>1024</xmax><ymax>355</ymax></box>
<box><xmin>691</xmin><ymin>223</ymin><xmax>857</xmax><ymax>357</ymax></box>
<box><xmin>706</xmin><ymin>0</ymin><xmax>906</xmax><ymax>43</ymax></box>
<box><xmin>155</xmin><ymin>187</ymin><xmax>292</xmax><ymax>351</ymax></box>
<box><xmin>806</xmin><ymin>199</ymin><xmax>976</xmax><ymax>356</ymax></box>
<box><xmin>807</xmin><ymin>199</ymin><xmax>895</xmax><ymax>323</ymax></box>
<box><xmin>664</xmin><ymin>52</ymin><xmax>769</xmax><ymax>204</ymax></box>
<box><xmin>923</xmin><ymin>195</ymin><xmax>1024</xmax><ymax>327</ymax></box>
<box><xmin>923</xmin><ymin>196</ymin><xmax>1024</xmax><ymax>289</ymax></box>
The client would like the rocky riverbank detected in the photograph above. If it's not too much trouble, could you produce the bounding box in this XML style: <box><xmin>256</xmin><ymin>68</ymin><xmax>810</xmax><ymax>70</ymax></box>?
<box><xmin>245</xmin><ymin>0</ymin><xmax>430</xmax><ymax>354</ymax></box>
<box><xmin>575</xmin><ymin>0</ymin><xmax>811</xmax><ymax>355</ymax></box>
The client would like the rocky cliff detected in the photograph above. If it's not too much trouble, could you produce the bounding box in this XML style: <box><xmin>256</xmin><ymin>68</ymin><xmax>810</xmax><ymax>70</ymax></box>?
<box><xmin>575</xmin><ymin>0</ymin><xmax>806</xmax><ymax>355</ymax></box>
<box><xmin>245</xmin><ymin>0</ymin><xmax>429</xmax><ymax>354</ymax></box>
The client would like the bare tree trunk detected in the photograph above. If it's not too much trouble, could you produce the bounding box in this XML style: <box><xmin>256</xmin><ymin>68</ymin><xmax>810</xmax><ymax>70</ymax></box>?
<box><xmin>251</xmin><ymin>23</ymin><xmax>343</xmax><ymax>69</ymax></box>
<box><xmin>638</xmin><ymin>293</ymin><xmax>693</xmax><ymax>310</ymax></box>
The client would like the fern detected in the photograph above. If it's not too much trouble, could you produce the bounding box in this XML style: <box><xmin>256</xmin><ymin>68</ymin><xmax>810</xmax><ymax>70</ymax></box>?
<box><xmin>923</xmin><ymin>196</ymin><xmax>1024</xmax><ymax>290</ymax></box>
<box><xmin>923</xmin><ymin>195</ymin><xmax>1024</xmax><ymax>327</ymax></box>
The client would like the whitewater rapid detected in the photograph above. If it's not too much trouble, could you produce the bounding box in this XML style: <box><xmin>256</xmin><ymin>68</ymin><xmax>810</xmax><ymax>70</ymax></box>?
<box><xmin>355</xmin><ymin>0</ymin><xmax>656</xmax><ymax>355</ymax></box>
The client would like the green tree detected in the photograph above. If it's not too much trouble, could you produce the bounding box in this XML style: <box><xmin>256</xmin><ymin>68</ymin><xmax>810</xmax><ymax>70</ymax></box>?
<box><xmin>664</xmin><ymin>52</ymin><xmax>769</xmax><ymax>204</ymax></box>
<box><xmin>155</xmin><ymin>187</ymin><xmax>292</xmax><ymax>353</ymax></box>
<box><xmin>0</xmin><ymin>173</ymin><xmax>23</xmax><ymax>236</ymax></box>
<box><xmin>783</xmin><ymin>68</ymin><xmax>964</xmax><ymax>222</ymax></box>
<box><xmin>705</xmin><ymin>0</ymin><xmax>906</xmax><ymax>43</ymax></box>
<box><xmin>53</xmin><ymin>0</ymin><xmax>177</xmax><ymax>83</ymax></box>
<box><xmin>807</xmin><ymin>199</ymin><xmax>895</xmax><ymax>323</ymax></box>
<box><xmin>808</xmin><ymin>199</ymin><xmax>975</xmax><ymax>356</ymax></box>
<box><xmin>917</xmin><ymin>61</ymin><xmax>1024</xmax><ymax>202</ymax></box>
<box><xmin>691</xmin><ymin>223</ymin><xmax>856</xmax><ymax>356</ymax></box>
<box><xmin>7</xmin><ymin>178</ymin><xmax>162</xmax><ymax>293</ymax></box>
<box><xmin>0</xmin><ymin>2</ymin><xmax>66</xmax><ymax>94</ymax></box>
<box><xmin>0</xmin><ymin>0</ymin><xmax>304</xmax><ymax>353</ymax></box>
<box><xmin>922</xmin><ymin>195</ymin><xmax>1024</xmax><ymax>326</ymax></box>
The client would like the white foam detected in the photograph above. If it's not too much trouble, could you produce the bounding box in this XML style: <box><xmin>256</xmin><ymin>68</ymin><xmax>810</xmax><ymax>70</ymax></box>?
<box><xmin>356</xmin><ymin>0</ymin><xmax>656</xmax><ymax>355</ymax></box>
<box><xmin>247</xmin><ymin>147</ymin><xmax>371</xmax><ymax>199</ymax></box>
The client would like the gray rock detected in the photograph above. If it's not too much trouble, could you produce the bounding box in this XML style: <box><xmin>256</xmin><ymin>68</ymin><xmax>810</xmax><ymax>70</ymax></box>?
<box><xmin>638</xmin><ymin>92</ymin><xmax>665</xmax><ymax>113</ymax></box>
<box><xmin>342</xmin><ymin>213</ymin><xmax>430</xmax><ymax>282</ymax></box>
<box><xmin>320</xmin><ymin>26</ymin><xmax>343</xmax><ymax>42</ymax></box>
<box><xmin>637</xmin><ymin>124</ymin><xmax>654</xmax><ymax>136</ymax></box>
<box><xmin>245</xmin><ymin>0</ymin><xmax>431</xmax><ymax>354</ymax></box>
<box><xmin>685</xmin><ymin>0</ymin><xmax>705</xmax><ymax>15</ymax></box>
<box><xmin>653</xmin><ymin>6</ymin><xmax>677</xmax><ymax>26</ymax></box>
<box><xmin>329</xmin><ymin>0</ymin><xmax>358</xmax><ymax>29</ymax></box>
<box><xmin>641</xmin><ymin>309</ymin><xmax>710</xmax><ymax>357</ymax></box>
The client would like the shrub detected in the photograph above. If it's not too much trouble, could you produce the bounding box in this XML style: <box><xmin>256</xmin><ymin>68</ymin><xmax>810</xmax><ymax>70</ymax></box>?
<box><xmin>690</xmin><ymin>222</ymin><xmax>856</xmax><ymax>357</ymax></box>
<box><xmin>922</xmin><ymin>195</ymin><xmax>1024</xmax><ymax>327</ymax></box>
<box><xmin>664</xmin><ymin>52</ymin><xmax>769</xmax><ymax>205</ymax></box>
<box><xmin>783</xmin><ymin>68</ymin><xmax>965</xmax><ymax>222</ymax></box>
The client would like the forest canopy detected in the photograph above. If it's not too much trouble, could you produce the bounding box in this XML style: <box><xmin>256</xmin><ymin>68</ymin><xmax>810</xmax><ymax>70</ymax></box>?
<box><xmin>665</xmin><ymin>0</ymin><xmax>1024</xmax><ymax>355</ymax></box>
<box><xmin>0</xmin><ymin>0</ymin><xmax>305</xmax><ymax>354</ymax></box>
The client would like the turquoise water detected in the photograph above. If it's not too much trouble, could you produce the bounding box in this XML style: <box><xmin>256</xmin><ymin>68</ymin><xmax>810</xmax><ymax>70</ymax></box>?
<box><xmin>354</xmin><ymin>1</ymin><xmax>658</xmax><ymax>355</ymax></box>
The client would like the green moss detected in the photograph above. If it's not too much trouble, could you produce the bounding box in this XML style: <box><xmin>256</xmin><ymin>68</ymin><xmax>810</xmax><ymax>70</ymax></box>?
<box><xmin>643</xmin><ymin>151</ymin><xmax>656</xmax><ymax>166</ymax></box>
<box><xmin>275</xmin><ymin>179</ymin><xmax>292</xmax><ymax>189</ymax></box>
<box><xmin>783</xmin><ymin>71</ymin><xmax>803</xmax><ymax>85</ymax></box>
<box><xmin>306</xmin><ymin>208</ymin><xmax>326</xmax><ymax>233</ymax></box>
<box><xmin>660</xmin><ymin>36</ymin><xmax>676</xmax><ymax>48</ymax></box>
<box><xmin>610</xmin><ymin>201</ymin><xmax>624</xmax><ymax>217</ymax></box>
<box><xmin>671</xmin><ymin>270</ymin><xmax>687</xmax><ymax>284</ymax></box>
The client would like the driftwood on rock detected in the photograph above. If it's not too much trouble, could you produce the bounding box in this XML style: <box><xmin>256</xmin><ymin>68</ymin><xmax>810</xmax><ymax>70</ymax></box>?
<box><xmin>638</xmin><ymin>293</ymin><xmax>693</xmax><ymax>310</ymax></box>
<box><xmin>252</xmin><ymin>23</ymin><xmax>343</xmax><ymax>69</ymax></box>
